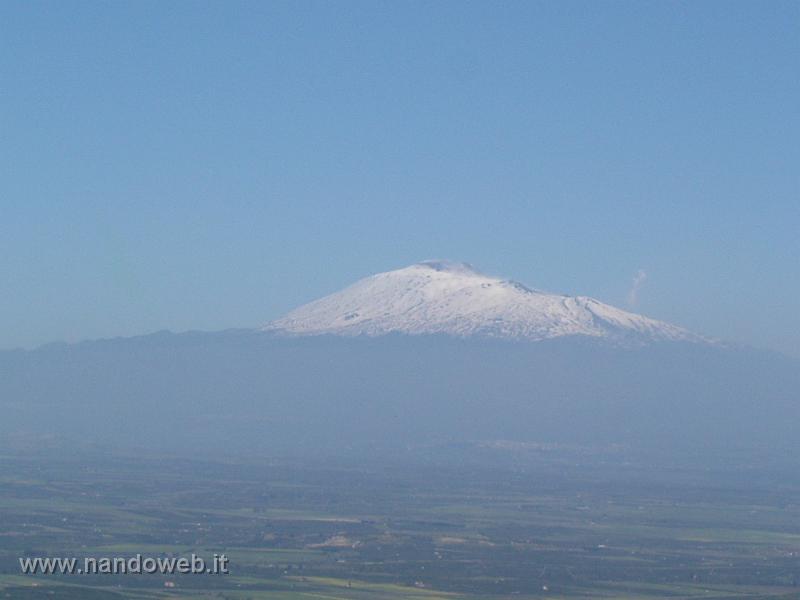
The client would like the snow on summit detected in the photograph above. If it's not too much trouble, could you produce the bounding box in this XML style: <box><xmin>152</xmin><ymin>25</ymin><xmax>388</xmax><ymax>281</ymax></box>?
<box><xmin>263</xmin><ymin>260</ymin><xmax>704</xmax><ymax>344</ymax></box>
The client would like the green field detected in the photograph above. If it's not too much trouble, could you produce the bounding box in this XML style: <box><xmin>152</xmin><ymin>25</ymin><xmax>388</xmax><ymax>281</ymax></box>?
<box><xmin>1</xmin><ymin>447</ymin><xmax>799</xmax><ymax>599</ymax></box>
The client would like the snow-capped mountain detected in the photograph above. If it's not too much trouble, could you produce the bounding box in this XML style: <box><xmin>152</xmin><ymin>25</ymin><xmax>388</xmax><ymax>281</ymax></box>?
<box><xmin>264</xmin><ymin>260</ymin><xmax>705</xmax><ymax>344</ymax></box>
<box><xmin>4</xmin><ymin>260</ymin><xmax>796</xmax><ymax>457</ymax></box>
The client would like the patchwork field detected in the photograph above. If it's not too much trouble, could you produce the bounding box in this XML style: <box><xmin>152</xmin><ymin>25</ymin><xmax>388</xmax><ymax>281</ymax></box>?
<box><xmin>0</xmin><ymin>447</ymin><xmax>799</xmax><ymax>599</ymax></box>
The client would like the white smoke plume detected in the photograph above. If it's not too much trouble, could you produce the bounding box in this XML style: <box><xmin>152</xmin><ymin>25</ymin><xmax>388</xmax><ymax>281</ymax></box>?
<box><xmin>628</xmin><ymin>269</ymin><xmax>647</xmax><ymax>307</ymax></box>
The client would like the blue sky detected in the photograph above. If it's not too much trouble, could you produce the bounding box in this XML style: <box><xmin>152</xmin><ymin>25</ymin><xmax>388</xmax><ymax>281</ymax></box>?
<box><xmin>1</xmin><ymin>1</ymin><xmax>798</xmax><ymax>356</ymax></box>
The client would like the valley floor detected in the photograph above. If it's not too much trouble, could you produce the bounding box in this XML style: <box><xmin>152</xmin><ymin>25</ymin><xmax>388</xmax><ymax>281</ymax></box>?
<box><xmin>0</xmin><ymin>446</ymin><xmax>799</xmax><ymax>599</ymax></box>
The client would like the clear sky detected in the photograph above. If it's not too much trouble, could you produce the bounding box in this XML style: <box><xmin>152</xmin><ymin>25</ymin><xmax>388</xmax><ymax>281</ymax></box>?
<box><xmin>1</xmin><ymin>1</ymin><xmax>798</xmax><ymax>357</ymax></box>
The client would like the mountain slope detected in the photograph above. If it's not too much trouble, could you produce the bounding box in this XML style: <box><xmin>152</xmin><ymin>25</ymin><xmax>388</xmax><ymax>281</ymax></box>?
<box><xmin>264</xmin><ymin>260</ymin><xmax>704</xmax><ymax>344</ymax></box>
<box><xmin>1</xmin><ymin>331</ymin><xmax>796</xmax><ymax>459</ymax></box>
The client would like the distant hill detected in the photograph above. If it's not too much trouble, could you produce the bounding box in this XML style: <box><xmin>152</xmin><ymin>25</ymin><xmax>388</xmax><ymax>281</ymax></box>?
<box><xmin>1</xmin><ymin>329</ymin><xmax>797</xmax><ymax>460</ymax></box>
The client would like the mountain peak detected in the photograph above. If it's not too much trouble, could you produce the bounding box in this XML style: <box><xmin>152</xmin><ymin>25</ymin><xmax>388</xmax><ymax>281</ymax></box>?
<box><xmin>263</xmin><ymin>262</ymin><xmax>706</xmax><ymax>345</ymax></box>
<box><xmin>415</xmin><ymin>259</ymin><xmax>482</xmax><ymax>276</ymax></box>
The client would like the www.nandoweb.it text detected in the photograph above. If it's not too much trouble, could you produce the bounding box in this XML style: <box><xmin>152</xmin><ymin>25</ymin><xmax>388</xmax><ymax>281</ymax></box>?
<box><xmin>19</xmin><ymin>553</ymin><xmax>229</xmax><ymax>575</ymax></box>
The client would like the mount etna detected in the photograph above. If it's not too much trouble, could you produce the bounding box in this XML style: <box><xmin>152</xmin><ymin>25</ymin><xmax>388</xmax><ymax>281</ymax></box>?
<box><xmin>1</xmin><ymin>262</ymin><xmax>796</xmax><ymax>460</ymax></box>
